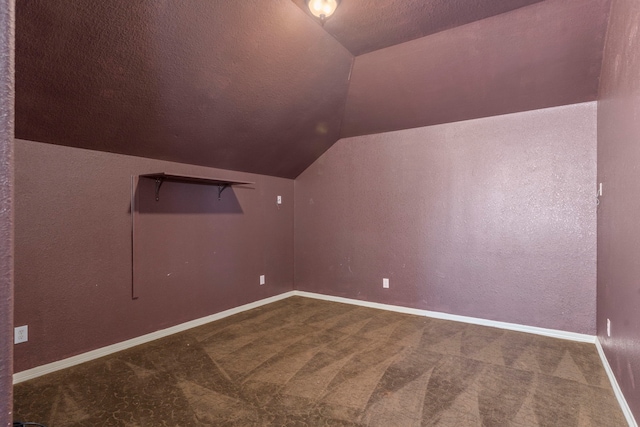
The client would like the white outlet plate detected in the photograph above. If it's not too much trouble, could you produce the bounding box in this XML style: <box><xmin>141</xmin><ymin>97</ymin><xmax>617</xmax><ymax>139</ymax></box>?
<box><xmin>383</xmin><ymin>278</ymin><xmax>389</xmax><ymax>289</ymax></box>
<box><xmin>15</xmin><ymin>325</ymin><xmax>28</xmax><ymax>344</ymax></box>
<box><xmin>607</xmin><ymin>318</ymin><xmax>611</xmax><ymax>337</ymax></box>
<box><xmin>260</xmin><ymin>275</ymin><xmax>265</xmax><ymax>285</ymax></box>
<box><xmin>277</xmin><ymin>196</ymin><xmax>282</xmax><ymax>205</ymax></box>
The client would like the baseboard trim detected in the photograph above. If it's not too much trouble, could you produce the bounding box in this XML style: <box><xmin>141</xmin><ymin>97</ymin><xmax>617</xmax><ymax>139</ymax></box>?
<box><xmin>13</xmin><ymin>289</ymin><xmax>598</xmax><ymax>385</ymax></box>
<box><xmin>595</xmin><ymin>339</ymin><xmax>638</xmax><ymax>427</ymax></box>
<box><xmin>14</xmin><ymin>289</ymin><xmax>635</xmax><ymax>424</ymax></box>
<box><xmin>13</xmin><ymin>291</ymin><xmax>296</xmax><ymax>384</ymax></box>
<box><xmin>292</xmin><ymin>291</ymin><xmax>596</xmax><ymax>343</ymax></box>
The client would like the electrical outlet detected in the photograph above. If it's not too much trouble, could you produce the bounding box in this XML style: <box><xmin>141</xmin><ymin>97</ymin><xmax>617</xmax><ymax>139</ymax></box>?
<box><xmin>277</xmin><ymin>195</ymin><xmax>282</xmax><ymax>205</ymax></box>
<box><xmin>607</xmin><ymin>318</ymin><xmax>611</xmax><ymax>337</ymax></box>
<box><xmin>14</xmin><ymin>325</ymin><xmax>28</xmax><ymax>344</ymax></box>
<box><xmin>260</xmin><ymin>275</ymin><xmax>265</xmax><ymax>285</ymax></box>
<box><xmin>383</xmin><ymin>278</ymin><xmax>389</xmax><ymax>289</ymax></box>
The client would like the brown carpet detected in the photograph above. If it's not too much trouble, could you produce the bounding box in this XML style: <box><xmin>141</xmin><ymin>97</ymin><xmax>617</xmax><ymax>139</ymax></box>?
<box><xmin>13</xmin><ymin>296</ymin><xmax>627</xmax><ymax>426</ymax></box>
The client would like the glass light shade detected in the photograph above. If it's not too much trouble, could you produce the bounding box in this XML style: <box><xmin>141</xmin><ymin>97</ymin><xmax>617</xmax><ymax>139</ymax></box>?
<box><xmin>307</xmin><ymin>0</ymin><xmax>339</xmax><ymax>20</ymax></box>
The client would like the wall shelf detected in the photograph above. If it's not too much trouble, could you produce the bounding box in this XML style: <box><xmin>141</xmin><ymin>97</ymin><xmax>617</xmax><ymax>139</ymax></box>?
<box><xmin>139</xmin><ymin>173</ymin><xmax>254</xmax><ymax>201</ymax></box>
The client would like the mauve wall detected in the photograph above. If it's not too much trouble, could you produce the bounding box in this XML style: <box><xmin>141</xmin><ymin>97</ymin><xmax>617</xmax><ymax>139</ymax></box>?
<box><xmin>14</xmin><ymin>139</ymin><xmax>294</xmax><ymax>372</ymax></box>
<box><xmin>295</xmin><ymin>103</ymin><xmax>597</xmax><ymax>334</ymax></box>
<box><xmin>0</xmin><ymin>0</ymin><xmax>14</xmax><ymax>424</ymax></box>
<box><xmin>597</xmin><ymin>0</ymin><xmax>640</xmax><ymax>421</ymax></box>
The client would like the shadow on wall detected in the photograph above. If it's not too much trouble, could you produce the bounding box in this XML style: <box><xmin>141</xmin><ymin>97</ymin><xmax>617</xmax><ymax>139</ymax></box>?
<box><xmin>130</xmin><ymin>176</ymin><xmax>253</xmax><ymax>299</ymax></box>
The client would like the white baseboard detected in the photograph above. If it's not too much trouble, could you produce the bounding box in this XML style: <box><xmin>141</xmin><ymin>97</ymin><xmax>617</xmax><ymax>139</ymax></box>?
<box><xmin>12</xmin><ymin>289</ymin><xmax>598</xmax><ymax>386</ymax></box>
<box><xmin>595</xmin><ymin>339</ymin><xmax>638</xmax><ymax>427</ymax></box>
<box><xmin>13</xmin><ymin>291</ymin><xmax>296</xmax><ymax>384</ymax></box>
<box><xmin>293</xmin><ymin>291</ymin><xmax>596</xmax><ymax>343</ymax></box>
<box><xmin>15</xmin><ymin>289</ymin><xmax>634</xmax><ymax>425</ymax></box>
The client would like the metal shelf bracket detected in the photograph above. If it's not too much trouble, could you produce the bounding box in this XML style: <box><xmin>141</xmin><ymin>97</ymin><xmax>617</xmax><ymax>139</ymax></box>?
<box><xmin>218</xmin><ymin>184</ymin><xmax>230</xmax><ymax>201</ymax></box>
<box><xmin>154</xmin><ymin>178</ymin><xmax>164</xmax><ymax>201</ymax></box>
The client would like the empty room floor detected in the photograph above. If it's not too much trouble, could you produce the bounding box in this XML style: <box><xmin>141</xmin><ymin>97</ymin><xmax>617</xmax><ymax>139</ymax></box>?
<box><xmin>13</xmin><ymin>297</ymin><xmax>627</xmax><ymax>426</ymax></box>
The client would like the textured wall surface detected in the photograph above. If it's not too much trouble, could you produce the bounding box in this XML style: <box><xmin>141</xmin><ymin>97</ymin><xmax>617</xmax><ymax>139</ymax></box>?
<box><xmin>342</xmin><ymin>0</ymin><xmax>610</xmax><ymax>138</ymax></box>
<box><xmin>597</xmin><ymin>0</ymin><xmax>640</xmax><ymax>421</ymax></box>
<box><xmin>0</xmin><ymin>0</ymin><xmax>14</xmax><ymax>425</ymax></box>
<box><xmin>296</xmin><ymin>103</ymin><xmax>597</xmax><ymax>334</ymax></box>
<box><xmin>14</xmin><ymin>140</ymin><xmax>294</xmax><ymax>372</ymax></box>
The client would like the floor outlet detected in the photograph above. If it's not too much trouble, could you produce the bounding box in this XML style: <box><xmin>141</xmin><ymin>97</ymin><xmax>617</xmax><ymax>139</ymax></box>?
<box><xmin>383</xmin><ymin>278</ymin><xmax>389</xmax><ymax>289</ymax></box>
<box><xmin>15</xmin><ymin>325</ymin><xmax>28</xmax><ymax>344</ymax></box>
<box><xmin>260</xmin><ymin>275</ymin><xmax>265</xmax><ymax>285</ymax></box>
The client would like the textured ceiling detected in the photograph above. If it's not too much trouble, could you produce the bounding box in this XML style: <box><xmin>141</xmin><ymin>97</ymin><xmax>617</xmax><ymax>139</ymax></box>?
<box><xmin>342</xmin><ymin>0</ymin><xmax>611</xmax><ymax>137</ymax></box>
<box><xmin>16</xmin><ymin>0</ymin><xmax>612</xmax><ymax>178</ymax></box>
<box><xmin>16</xmin><ymin>1</ymin><xmax>353</xmax><ymax>178</ymax></box>
<box><xmin>292</xmin><ymin>0</ymin><xmax>545</xmax><ymax>56</ymax></box>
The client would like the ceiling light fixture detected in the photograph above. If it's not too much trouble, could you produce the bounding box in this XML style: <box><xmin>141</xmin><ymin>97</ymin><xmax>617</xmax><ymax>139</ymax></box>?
<box><xmin>307</xmin><ymin>0</ymin><xmax>340</xmax><ymax>21</ymax></box>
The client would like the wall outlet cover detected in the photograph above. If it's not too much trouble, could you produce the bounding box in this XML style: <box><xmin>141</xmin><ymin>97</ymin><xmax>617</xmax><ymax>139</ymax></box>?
<box><xmin>260</xmin><ymin>275</ymin><xmax>265</xmax><ymax>285</ymax></box>
<box><xmin>15</xmin><ymin>325</ymin><xmax>28</xmax><ymax>344</ymax></box>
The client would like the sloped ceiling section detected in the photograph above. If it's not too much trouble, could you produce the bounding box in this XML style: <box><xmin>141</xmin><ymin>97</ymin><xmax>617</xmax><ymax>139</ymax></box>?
<box><xmin>16</xmin><ymin>1</ymin><xmax>353</xmax><ymax>178</ymax></box>
<box><xmin>341</xmin><ymin>0</ymin><xmax>611</xmax><ymax>137</ymax></box>
<box><xmin>292</xmin><ymin>0</ymin><xmax>545</xmax><ymax>56</ymax></box>
<box><xmin>16</xmin><ymin>0</ymin><xmax>611</xmax><ymax>178</ymax></box>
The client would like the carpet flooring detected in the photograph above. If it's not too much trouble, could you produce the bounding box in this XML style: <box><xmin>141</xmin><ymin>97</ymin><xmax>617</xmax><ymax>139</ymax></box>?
<box><xmin>13</xmin><ymin>296</ymin><xmax>627</xmax><ymax>426</ymax></box>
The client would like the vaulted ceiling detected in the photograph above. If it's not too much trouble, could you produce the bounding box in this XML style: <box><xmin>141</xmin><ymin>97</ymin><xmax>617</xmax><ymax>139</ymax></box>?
<box><xmin>16</xmin><ymin>0</ymin><xmax>611</xmax><ymax>178</ymax></box>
